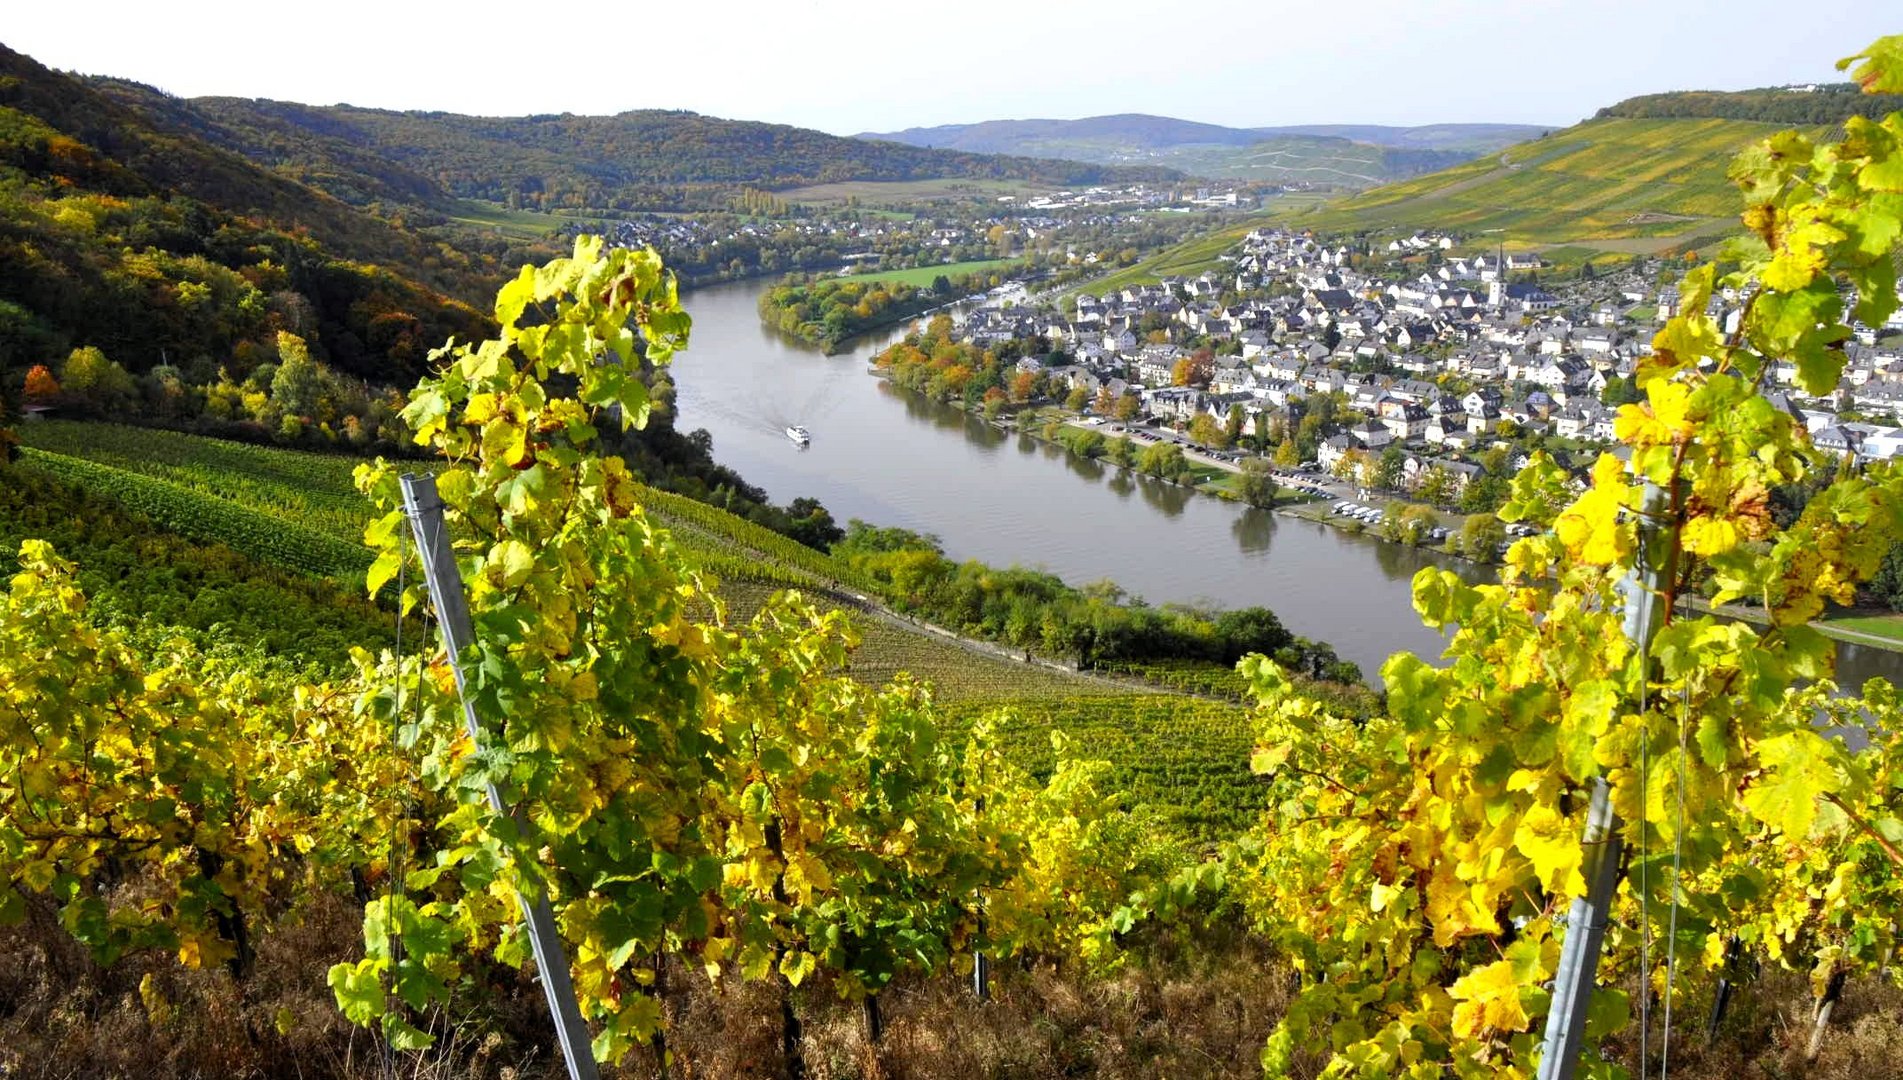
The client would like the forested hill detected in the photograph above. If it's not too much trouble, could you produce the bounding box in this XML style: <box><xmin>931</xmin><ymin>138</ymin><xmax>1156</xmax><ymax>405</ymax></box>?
<box><xmin>857</xmin><ymin>114</ymin><xmax>1551</xmax><ymax>184</ymax></box>
<box><xmin>86</xmin><ymin>87</ymin><xmax>1183</xmax><ymax>214</ymax></box>
<box><xmin>0</xmin><ymin>42</ymin><xmax>500</xmax><ymax>385</ymax></box>
<box><xmin>1596</xmin><ymin>83</ymin><xmax>1903</xmax><ymax>125</ymax></box>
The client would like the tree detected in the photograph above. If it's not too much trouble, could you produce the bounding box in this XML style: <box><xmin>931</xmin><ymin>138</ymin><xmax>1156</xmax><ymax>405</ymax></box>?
<box><xmin>21</xmin><ymin>364</ymin><xmax>59</xmax><ymax>404</ymax></box>
<box><xmin>1457</xmin><ymin>511</ymin><xmax>1507</xmax><ymax>562</ymax></box>
<box><xmin>1332</xmin><ymin>448</ymin><xmax>1368</xmax><ymax>484</ymax></box>
<box><xmin>1009</xmin><ymin>369</ymin><xmax>1038</xmax><ymax>403</ymax></box>
<box><xmin>1234</xmin><ymin>458</ymin><xmax>1279</xmax><ymax>509</ymax></box>
<box><xmin>1372</xmin><ymin>445</ymin><xmax>1405</xmax><ymax>492</ymax></box>
<box><xmin>1136</xmin><ymin>440</ymin><xmax>1188</xmax><ymax>481</ymax></box>
<box><xmin>1113</xmin><ymin>392</ymin><xmax>1141</xmax><ymax>422</ymax></box>
<box><xmin>59</xmin><ymin>346</ymin><xmax>137</xmax><ymax>413</ymax></box>
<box><xmin>1065</xmin><ymin>386</ymin><xmax>1089</xmax><ymax>411</ymax></box>
<box><xmin>271</xmin><ymin>331</ymin><xmax>323</xmax><ymax>419</ymax></box>
<box><xmin>1377</xmin><ymin>502</ymin><xmax>1437</xmax><ymax>546</ymax></box>
<box><xmin>1187</xmin><ymin>413</ymin><xmax>1227</xmax><ymax>449</ymax></box>
<box><xmin>1105</xmin><ymin>435</ymin><xmax>1136</xmax><ymax>467</ymax></box>
<box><xmin>1274</xmin><ymin>439</ymin><xmax>1301</xmax><ymax>468</ymax></box>
<box><xmin>1094</xmin><ymin>384</ymin><xmax>1117</xmax><ymax>413</ymax></box>
<box><xmin>1415</xmin><ymin>464</ymin><xmax>1456</xmax><ymax>507</ymax></box>
<box><xmin>785</xmin><ymin>497</ymin><xmax>843</xmax><ymax>551</ymax></box>
<box><xmin>1600</xmin><ymin>374</ymin><xmax>1644</xmax><ymax>407</ymax></box>
<box><xmin>1226</xmin><ymin>403</ymin><xmax>1246</xmax><ymax>445</ymax></box>
<box><xmin>1171</xmin><ymin>350</ymin><xmax>1215</xmax><ymax>388</ymax></box>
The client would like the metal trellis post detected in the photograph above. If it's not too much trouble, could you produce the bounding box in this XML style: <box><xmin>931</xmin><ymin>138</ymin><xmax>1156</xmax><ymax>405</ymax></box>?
<box><xmin>401</xmin><ymin>473</ymin><xmax>600</xmax><ymax>1080</ymax></box>
<box><xmin>1537</xmin><ymin>481</ymin><xmax>1672</xmax><ymax>1080</ymax></box>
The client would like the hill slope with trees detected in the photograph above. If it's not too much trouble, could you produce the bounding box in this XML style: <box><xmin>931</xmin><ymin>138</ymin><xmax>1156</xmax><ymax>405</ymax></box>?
<box><xmin>0</xmin><ymin>41</ymin><xmax>505</xmax><ymax>396</ymax></box>
<box><xmin>86</xmin><ymin>85</ymin><xmax>1183</xmax><ymax>214</ymax></box>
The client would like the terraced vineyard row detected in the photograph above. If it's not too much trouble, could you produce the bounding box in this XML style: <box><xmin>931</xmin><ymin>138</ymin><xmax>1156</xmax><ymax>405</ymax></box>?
<box><xmin>718</xmin><ymin>581</ymin><xmax>1133</xmax><ymax>703</ymax></box>
<box><xmin>18</xmin><ymin>422</ymin><xmax>1185</xmax><ymax>708</ymax></box>
<box><xmin>21</xmin><ymin>421</ymin><xmax>367</xmax><ymax>542</ymax></box>
<box><xmin>18</xmin><ymin>448</ymin><xmax>371</xmax><ymax>579</ymax></box>
<box><xmin>635</xmin><ymin>483</ymin><xmax>878</xmax><ymax>592</ymax></box>
<box><xmin>942</xmin><ymin>694</ymin><xmax>1266</xmax><ymax>845</ymax></box>
<box><xmin>1284</xmin><ymin>116</ymin><xmax>1813</xmax><ymax>250</ymax></box>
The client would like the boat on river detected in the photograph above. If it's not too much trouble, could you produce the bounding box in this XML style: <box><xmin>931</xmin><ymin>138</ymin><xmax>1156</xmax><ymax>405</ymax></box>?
<box><xmin>786</xmin><ymin>425</ymin><xmax>811</xmax><ymax>445</ymax></box>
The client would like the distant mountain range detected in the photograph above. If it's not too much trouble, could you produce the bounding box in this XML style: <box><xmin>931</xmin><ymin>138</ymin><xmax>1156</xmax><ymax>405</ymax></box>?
<box><xmin>856</xmin><ymin>114</ymin><xmax>1554</xmax><ymax>186</ymax></box>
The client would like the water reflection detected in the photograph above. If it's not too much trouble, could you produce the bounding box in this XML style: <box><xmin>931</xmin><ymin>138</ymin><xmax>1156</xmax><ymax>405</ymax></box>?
<box><xmin>1232</xmin><ymin>507</ymin><xmax>1276</xmax><ymax>554</ymax></box>
<box><xmin>1133</xmin><ymin>473</ymin><xmax>1192</xmax><ymax>517</ymax></box>
<box><xmin>1065</xmin><ymin>454</ymin><xmax>1107</xmax><ymax>485</ymax></box>
<box><xmin>1106</xmin><ymin>470</ymin><xmax>1135</xmax><ymax>500</ymax></box>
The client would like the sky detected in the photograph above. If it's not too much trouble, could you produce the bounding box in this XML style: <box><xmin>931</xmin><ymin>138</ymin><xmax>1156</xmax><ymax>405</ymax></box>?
<box><xmin>6</xmin><ymin>1</ymin><xmax>1896</xmax><ymax>134</ymax></box>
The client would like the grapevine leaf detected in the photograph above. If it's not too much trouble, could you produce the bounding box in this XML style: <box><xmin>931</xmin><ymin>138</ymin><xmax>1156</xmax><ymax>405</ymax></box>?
<box><xmin>1742</xmin><ymin>732</ymin><xmax>1841</xmax><ymax>837</ymax></box>
<box><xmin>327</xmin><ymin>961</ymin><xmax>386</xmax><ymax>1025</ymax></box>
<box><xmin>1514</xmin><ymin>803</ymin><xmax>1585</xmax><ymax>897</ymax></box>
<box><xmin>1448</xmin><ymin>959</ymin><xmax>1531</xmax><ymax>1038</ymax></box>
<box><xmin>366</xmin><ymin>549</ymin><xmax>402</xmax><ymax>598</ymax></box>
<box><xmin>779</xmin><ymin>949</ymin><xmax>816</xmax><ymax>987</ymax></box>
<box><xmin>1838</xmin><ymin>35</ymin><xmax>1903</xmax><ymax>93</ymax></box>
<box><xmin>382</xmin><ymin>1013</ymin><xmax>434</xmax><ymax>1051</ymax></box>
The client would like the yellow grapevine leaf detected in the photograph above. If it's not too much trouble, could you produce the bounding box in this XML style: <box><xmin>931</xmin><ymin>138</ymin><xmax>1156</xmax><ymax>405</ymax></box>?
<box><xmin>1513</xmin><ymin>803</ymin><xmax>1585</xmax><ymax>897</ymax></box>
<box><xmin>1449</xmin><ymin>959</ymin><xmax>1531</xmax><ymax>1038</ymax></box>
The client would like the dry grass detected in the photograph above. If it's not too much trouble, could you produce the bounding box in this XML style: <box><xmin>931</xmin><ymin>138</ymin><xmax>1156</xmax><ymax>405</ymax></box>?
<box><xmin>4</xmin><ymin>891</ymin><xmax>1900</xmax><ymax>1080</ymax></box>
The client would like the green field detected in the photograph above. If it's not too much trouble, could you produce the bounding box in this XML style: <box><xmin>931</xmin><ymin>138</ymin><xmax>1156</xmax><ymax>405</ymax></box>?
<box><xmin>1275</xmin><ymin>116</ymin><xmax>1816</xmax><ymax>253</ymax></box>
<box><xmin>447</xmin><ymin>199</ymin><xmax>619</xmax><ymax>240</ymax></box>
<box><xmin>1820</xmin><ymin>612</ymin><xmax>1903</xmax><ymax>646</ymax></box>
<box><xmin>831</xmin><ymin>257</ymin><xmax>1021</xmax><ymax>287</ymax></box>
<box><xmin>777</xmin><ymin>178</ymin><xmax>1055</xmax><ymax>207</ymax></box>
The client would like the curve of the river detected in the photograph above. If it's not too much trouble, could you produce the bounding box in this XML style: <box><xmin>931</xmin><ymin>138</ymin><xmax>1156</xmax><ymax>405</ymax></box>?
<box><xmin>672</xmin><ymin>277</ymin><xmax>1903</xmax><ymax>689</ymax></box>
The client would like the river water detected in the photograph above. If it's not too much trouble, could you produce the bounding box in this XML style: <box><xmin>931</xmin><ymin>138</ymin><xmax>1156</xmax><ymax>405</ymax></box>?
<box><xmin>671</xmin><ymin>277</ymin><xmax>1903</xmax><ymax>689</ymax></box>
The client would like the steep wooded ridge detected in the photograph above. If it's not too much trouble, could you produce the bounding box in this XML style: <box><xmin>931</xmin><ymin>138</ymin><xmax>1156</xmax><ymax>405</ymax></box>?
<box><xmin>0</xmin><ymin>42</ymin><xmax>503</xmax><ymax>383</ymax></box>
<box><xmin>857</xmin><ymin>113</ymin><xmax>1552</xmax><ymax>184</ymax></box>
<box><xmin>1596</xmin><ymin>81</ymin><xmax>1903</xmax><ymax>124</ymax></box>
<box><xmin>87</xmin><ymin>85</ymin><xmax>1183</xmax><ymax>213</ymax></box>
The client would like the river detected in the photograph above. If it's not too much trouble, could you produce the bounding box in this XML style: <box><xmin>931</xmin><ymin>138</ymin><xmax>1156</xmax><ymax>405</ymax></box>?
<box><xmin>671</xmin><ymin>277</ymin><xmax>1903</xmax><ymax>689</ymax></box>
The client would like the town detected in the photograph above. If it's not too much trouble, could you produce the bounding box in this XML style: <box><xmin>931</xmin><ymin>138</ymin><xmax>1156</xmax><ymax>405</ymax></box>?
<box><xmin>923</xmin><ymin>226</ymin><xmax>1903</xmax><ymax>552</ymax></box>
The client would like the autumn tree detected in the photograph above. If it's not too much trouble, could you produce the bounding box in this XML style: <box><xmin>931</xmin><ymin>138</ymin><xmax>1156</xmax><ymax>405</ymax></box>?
<box><xmin>21</xmin><ymin>364</ymin><xmax>58</xmax><ymax>403</ymax></box>
<box><xmin>1009</xmin><ymin>369</ymin><xmax>1038</xmax><ymax>403</ymax></box>
<box><xmin>1113</xmin><ymin>392</ymin><xmax>1141</xmax><ymax>422</ymax></box>
<box><xmin>1274</xmin><ymin>439</ymin><xmax>1301</xmax><ymax>468</ymax></box>
<box><xmin>1187</xmin><ymin>413</ymin><xmax>1227</xmax><ymax>449</ymax></box>
<box><xmin>1171</xmin><ymin>350</ymin><xmax>1215</xmax><ymax>388</ymax></box>
<box><xmin>1137</xmin><ymin>439</ymin><xmax>1189</xmax><ymax>481</ymax></box>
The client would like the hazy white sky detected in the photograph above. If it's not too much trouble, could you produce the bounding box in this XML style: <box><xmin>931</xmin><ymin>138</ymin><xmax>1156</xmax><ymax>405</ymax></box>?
<box><xmin>7</xmin><ymin>1</ymin><xmax>1896</xmax><ymax>133</ymax></box>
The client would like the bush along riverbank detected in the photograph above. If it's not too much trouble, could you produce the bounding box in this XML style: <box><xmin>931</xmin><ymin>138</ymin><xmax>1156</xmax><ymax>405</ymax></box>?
<box><xmin>758</xmin><ymin>266</ymin><xmax>1013</xmax><ymax>353</ymax></box>
<box><xmin>830</xmin><ymin>519</ymin><xmax>1369</xmax><ymax>691</ymax></box>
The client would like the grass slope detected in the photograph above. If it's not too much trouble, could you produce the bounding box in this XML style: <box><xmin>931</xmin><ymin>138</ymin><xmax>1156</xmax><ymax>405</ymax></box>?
<box><xmin>830</xmin><ymin>257</ymin><xmax>1021</xmax><ymax>287</ymax></box>
<box><xmin>1278</xmin><ymin>116</ymin><xmax>1811</xmax><ymax>253</ymax></box>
